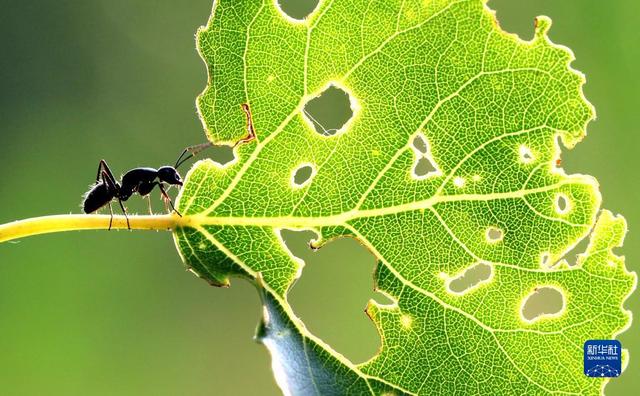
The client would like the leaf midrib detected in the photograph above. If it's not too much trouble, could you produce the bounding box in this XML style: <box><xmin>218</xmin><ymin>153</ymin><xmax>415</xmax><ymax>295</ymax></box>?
<box><xmin>180</xmin><ymin>178</ymin><xmax>584</xmax><ymax>229</ymax></box>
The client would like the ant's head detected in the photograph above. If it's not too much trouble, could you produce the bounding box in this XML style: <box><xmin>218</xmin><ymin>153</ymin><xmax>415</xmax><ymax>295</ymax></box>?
<box><xmin>158</xmin><ymin>166</ymin><xmax>183</xmax><ymax>186</ymax></box>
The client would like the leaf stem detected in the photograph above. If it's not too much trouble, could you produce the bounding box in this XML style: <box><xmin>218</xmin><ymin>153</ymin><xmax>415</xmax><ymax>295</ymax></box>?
<box><xmin>0</xmin><ymin>214</ymin><xmax>179</xmax><ymax>243</ymax></box>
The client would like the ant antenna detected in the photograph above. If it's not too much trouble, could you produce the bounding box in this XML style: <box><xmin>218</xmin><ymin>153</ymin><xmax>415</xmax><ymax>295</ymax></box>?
<box><xmin>174</xmin><ymin>142</ymin><xmax>214</xmax><ymax>169</ymax></box>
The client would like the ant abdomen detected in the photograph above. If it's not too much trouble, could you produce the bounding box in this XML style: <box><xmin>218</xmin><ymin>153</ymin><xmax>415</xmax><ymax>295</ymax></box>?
<box><xmin>82</xmin><ymin>183</ymin><xmax>114</xmax><ymax>214</ymax></box>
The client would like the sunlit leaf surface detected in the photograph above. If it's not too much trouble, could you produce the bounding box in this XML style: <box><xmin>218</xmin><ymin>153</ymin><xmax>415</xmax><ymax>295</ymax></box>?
<box><xmin>173</xmin><ymin>0</ymin><xmax>635</xmax><ymax>394</ymax></box>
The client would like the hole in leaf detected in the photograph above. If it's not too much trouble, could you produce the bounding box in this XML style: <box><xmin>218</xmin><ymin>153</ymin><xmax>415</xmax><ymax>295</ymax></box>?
<box><xmin>410</xmin><ymin>133</ymin><xmax>441</xmax><ymax>180</ymax></box>
<box><xmin>447</xmin><ymin>262</ymin><xmax>492</xmax><ymax>294</ymax></box>
<box><xmin>412</xmin><ymin>135</ymin><xmax>428</xmax><ymax>154</ymax></box>
<box><xmin>569</xmin><ymin>236</ymin><xmax>592</xmax><ymax>267</ymax></box>
<box><xmin>521</xmin><ymin>286</ymin><xmax>565</xmax><ymax>322</ymax></box>
<box><xmin>413</xmin><ymin>158</ymin><xmax>437</xmax><ymax>178</ymax></box>
<box><xmin>540</xmin><ymin>252</ymin><xmax>551</xmax><ymax>268</ymax></box>
<box><xmin>208</xmin><ymin>144</ymin><xmax>235</xmax><ymax>166</ymax></box>
<box><xmin>519</xmin><ymin>145</ymin><xmax>534</xmax><ymax>164</ymax></box>
<box><xmin>303</xmin><ymin>84</ymin><xmax>354</xmax><ymax>136</ymax></box>
<box><xmin>552</xmin><ymin>234</ymin><xmax>592</xmax><ymax>268</ymax></box>
<box><xmin>291</xmin><ymin>164</ymin><xmax>315</xmax><ymax>188</ymax></box>
<box><xmin>485</xmin><ymin>227</ymin><xmax>503</xmax><ymax>243</ymax></box>
<box><xmin>276</xmin><ymin>0</ymin><xmax>319</xmax><ymax>21</ymax></box>
<box><xmin>282</xmin><ymin>230</ymin><xmax>383</xmax><ymax>364</ymax></box>
<box><xmin>555</xmin><ymin>193</ymin><xmax>571</xmax><ymax>215</ymax></box>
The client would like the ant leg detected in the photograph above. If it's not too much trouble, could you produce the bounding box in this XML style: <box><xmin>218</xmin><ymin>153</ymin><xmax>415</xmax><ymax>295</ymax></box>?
<box><xmin>174</xmin><ymin>142</ymin><xmax>213</xmax><ymax>169</ymax></box>
<box><xmin>100</xmin><ymin>169</ymin><xmax>119</xmax><ymax>194</ymax></box>
<box><xmin>162</xmin><ymin>195</ymin><xmax>169</xmax><ymax>214</ymax></box>
<box><xmin>147</xmin><ymin>196</ymin><xmax>153</xmax><ymax>215</ymax></box>
<box><xmin>96</xmin><ymin>160</ymin><xmax>118</xmax><ymax>187</ymax></box>
<box><xmin>117</xmin><ymin>199</ymin><xmax>131</xmax><ymax>230</ymax></box>
<box><xmin>158</xmin><ymin>183</ymin><xmax>182</xmax><ymax>217</ymax></box>
<box><xmin>135</xmin><ymin>181</ymin><xmax>156</xmax><ymax>215</ymax></box>
<box><xmin>99</xmin><ymin>170</ymin><xmax>123</xmax><ymax>231</ymax></box>
<box><xmin>94</xmin><ymin>169</ymin><xmax>120</xmax><ymax>231</ymax></box>
<box><xmin>108</xmin><ymin>202</ymin><xmax>114</xmax><ymax>231</ymax></box>
<box><xmin>95</xmin><ymin>160</ymin><xmax>107</xmax><ymax>182</ymax></box>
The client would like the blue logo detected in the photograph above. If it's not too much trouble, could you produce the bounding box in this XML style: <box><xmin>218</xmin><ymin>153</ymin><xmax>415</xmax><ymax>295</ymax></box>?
<box><xmin>584</xmin><ymin>340</ymin><xmax>621</xmax><ymax>377</ymax></box>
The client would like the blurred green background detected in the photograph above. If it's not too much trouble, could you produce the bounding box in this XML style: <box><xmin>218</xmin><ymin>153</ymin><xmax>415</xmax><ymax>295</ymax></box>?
<box><xmin>0</xmin><ymin>0</ymin><xmax>637</xmax><ymax>395</ymax></box>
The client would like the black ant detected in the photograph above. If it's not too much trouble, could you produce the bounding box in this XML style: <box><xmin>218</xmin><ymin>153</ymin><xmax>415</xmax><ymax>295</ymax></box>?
<box><xmin>82</xmin><ymin>142</ymin><xmax>213</xmax><ymax>230</ymax></box>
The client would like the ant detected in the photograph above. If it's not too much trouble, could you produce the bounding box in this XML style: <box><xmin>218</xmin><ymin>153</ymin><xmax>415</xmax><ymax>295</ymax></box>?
<box><xmin>82</xmin><ymin>142</ymin><xmax>213</xmax><ymax>230</ymax></box>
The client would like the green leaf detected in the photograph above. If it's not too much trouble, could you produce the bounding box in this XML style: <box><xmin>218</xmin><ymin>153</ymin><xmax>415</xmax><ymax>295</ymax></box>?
<box><xmin>173</xmin><ymin>0</ymin><xmax>636</xmax><ymax>394</ymax></box>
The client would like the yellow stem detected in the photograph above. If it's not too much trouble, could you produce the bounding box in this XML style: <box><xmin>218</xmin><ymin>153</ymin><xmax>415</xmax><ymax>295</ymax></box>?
<box><xmin>0</xmin><ymin>214</ymin><xmax>179</xmax><ymax>243</ymax></box>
